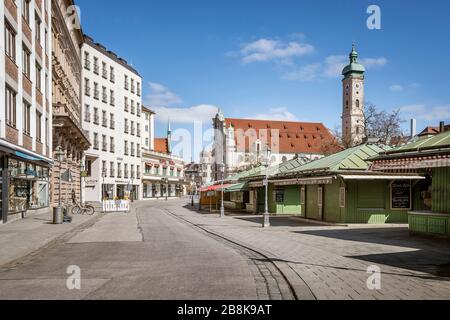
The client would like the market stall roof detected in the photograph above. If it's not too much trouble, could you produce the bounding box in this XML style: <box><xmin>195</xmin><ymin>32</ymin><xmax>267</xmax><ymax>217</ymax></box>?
<box><xmin>277</xmin><ymin>143</ymin><xmax>391</xmax><ymax>177</ymax></box>
<box><xmin>372</xmin><ymin>131</ymin><xmax>450</xmax><ymax>160</ymax></box>
<box><xmin>224</xmin><ymin>182</ymin><xmax>248</xmax><ymax>193</ymax></box>
<box><xmin>241</xmin><ymin>156</ymin><xmax>311</xmax><ymax>181</ymax></box>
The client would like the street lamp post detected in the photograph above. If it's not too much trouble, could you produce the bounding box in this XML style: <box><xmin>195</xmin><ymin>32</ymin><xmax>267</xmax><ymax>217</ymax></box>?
<box><xmin>79</xmin><ymin>160</ymin><xmax>85</xmax><ymax>205</ymax></box>
<box><xmin>220</xmin><ymin>163</ymin><xmax>225</xmax><ymax>218</ymax></box>
<box><xmin>53</xmin><ymin>146</ymin><xmax>65</xmax><ymax>224</ymax></box>
<box><xmin>162</xmin><ymin>178</ymin><xmax>169</xmax><ymax>201</ymax></box>
<box><xmin>263</xmin><ymin>147</ymin><xmax>271</xmax><ymax>228</ymax></box>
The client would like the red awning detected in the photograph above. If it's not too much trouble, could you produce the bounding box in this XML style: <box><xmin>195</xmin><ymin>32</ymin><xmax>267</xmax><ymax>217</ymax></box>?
<box><xmin>198</xmin><ymin>184</ymin><xmax>234</xmax><ymax>192</ymax></box>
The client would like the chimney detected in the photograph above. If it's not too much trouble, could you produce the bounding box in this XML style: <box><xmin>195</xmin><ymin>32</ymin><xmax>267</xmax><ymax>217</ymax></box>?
<box><xmin>440</xmin><ymin>121</ymin><xmax>445</xmax><ymax>133</ymax></box>
<box><xmin>410</xmin><ymin>119</ymin><xmax>417</xmax><ymax>138</ymax></box>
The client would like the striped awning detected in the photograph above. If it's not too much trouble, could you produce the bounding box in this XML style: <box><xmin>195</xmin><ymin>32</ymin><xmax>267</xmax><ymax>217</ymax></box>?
<box><xmin>372</xmin><ymin>156</ymin><xmax>450</xmax><ymax>171</ymax></box>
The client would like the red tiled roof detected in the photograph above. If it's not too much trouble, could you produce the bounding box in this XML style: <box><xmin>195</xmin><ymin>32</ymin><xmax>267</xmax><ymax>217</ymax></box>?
<box><xmin>154</xmin><ymin>138</ymin><xmax>169</xmax><ymax>154</ymax></box>
<box><xmin>225</xmin><ymin>118</ymin><xmax>335</xmax><ymax>154</ymax></box>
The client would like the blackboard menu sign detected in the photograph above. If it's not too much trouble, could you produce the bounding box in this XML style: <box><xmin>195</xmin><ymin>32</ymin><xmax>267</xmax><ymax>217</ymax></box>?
<box><xmin>391</xmin><ymin>181</ymin><xmax>411</xmax><ymax>210</ymax></box>
<box><xmin>274</xmin><ymin>190</ymin><xmax>285</xmax><ymax>203</ymax></box>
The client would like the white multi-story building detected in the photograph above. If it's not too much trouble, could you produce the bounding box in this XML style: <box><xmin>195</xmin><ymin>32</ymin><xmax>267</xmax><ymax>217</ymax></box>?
<box><xmin>1</xmin><ymin>0</ymin><xmax>53</xmax><ymax>223</ymax></box>
<box><xmin>199</xmin><ymin>149</ymin><xmax>213</xmax><ymax>185</ymax></box>
<box><xmin>141</xmin><ymin>105</ymin><xmax>155</xmax><ymax>151</ymax></box>
<box><xmin>81</xmin><ymin>35</ymin><xmax>142</xmax><ymax>202</ymax></box>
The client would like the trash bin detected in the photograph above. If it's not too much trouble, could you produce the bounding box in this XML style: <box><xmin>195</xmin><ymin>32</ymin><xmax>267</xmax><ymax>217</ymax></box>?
<box><xmin>53</xmin><ymin>207</ymin><xmax>63</xmax><ymax>224</ymax></box>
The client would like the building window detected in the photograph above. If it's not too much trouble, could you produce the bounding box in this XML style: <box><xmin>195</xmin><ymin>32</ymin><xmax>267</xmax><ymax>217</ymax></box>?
<box><xmin>84</xmin><ymin>51</ymin><xmax>90</xmax><ymax>70</ymax></box>
<box><xmin>36</xmin><ymin>111</ymin><xmax>42</xmax><ymax>142</ymax></box>
<box><xmin>356</xmin><ymin>99</ymin><xmax>360</xmax><ymax>108</ymax></box>
<box><xmin>5</xmin><ymin>22</ymin><xmax>16</xmax><ymax>61</ymax></box>
<box><xmin>22</xmin><ymin>0</ymin><xmax>31</xmax><ymax>24</ymax></box>
<box><xmin>93</xmin><ymin>108</ymin><xmax>99</xmax><ymax>124</ymax></box>
<box><xmin>110</xmin><ymin>66</ymin><xmax>115</xmax><ymax>83</ymax></box>
<box><xmin>110</xmin><ymin>162</ymin><xmax>115</xmax><ymax>177</ymax></box>
<box><xmin>35</xmin><ymin>14</ymin><xmax>41</xmax><ymax>42</ymax></box>
<box><xmin>124</xmin><ymin>75</ymin><xmax>129</xmax><ymax>90</ymax></box>
<box><xmin>117</xmin><ymin>163</ymin><xmax>122</xmax><ymax>178</ymax></box>
<box><xmin>84</xmin><ymin>78</ymin><xmax>91</xmax><ymax>96</ymax></box>
<box><xmin>22</xmin><ymin>46</ymin><xmax>31</xmax><ymax>78</ymax></box>
<box><xmin>93</xmin><ymin>133</ymin><xmax>99</xmax><ymax>149</ymax></box>
<box><xmin>35</xmin><ymin>62</ymin><xmax>42</xmax><ymax>92</ymax></box>
<box><xmin>94</xmin><ymin>57</ymin><xmax>99</xmax><ymax>74</ymax></box>
<box><xmin>5</xmin><ymin>86</ymin><xmax>17</xmax><ymax>127</ymax></box>
<box><xmin>84</xmin><ymin>104</ymin><xmax>90</xmax><ymax>122</ymax></box>
<box><xmin>102</xmin><ymin>135</ymin><xmax>107</xmax><ymax>151</ymax></box>
<box><xmin>145</xmin><ymin>138</ymin><xmax>149</xmax><ymax>146</ymax></box>
<box><xmin>85</xmin><ymin>160</ymin><xmax>92</xmax><ymax>177</ymax></box>
<box><xmin>94</xmin><ymin>82</ymin><xmax>99</xmax><ymax>99</ymax></box>
<box><xmin>23</xmin><ymin>101</ymin><xmax>31</xmax><ymax>135</ymax></box>
<box><xmin>102</xmin><ymin>61</ymin><xmax>107</xmax><ymax>79</ymax></box>
<box><xmin>110</xmin><ymin>137</ymin><xmax>115</xmax><ymax>152</ymax></box>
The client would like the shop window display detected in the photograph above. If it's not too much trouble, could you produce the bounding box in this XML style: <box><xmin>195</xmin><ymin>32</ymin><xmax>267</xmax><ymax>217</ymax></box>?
<box><xmin>8</xmin><ymin>159</ymin><xmax>49</xmax><ymax>214</ymax></box>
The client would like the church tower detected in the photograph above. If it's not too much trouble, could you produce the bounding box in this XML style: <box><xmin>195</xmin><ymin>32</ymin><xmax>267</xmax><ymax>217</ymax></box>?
<box><xmin>342</xmin><ymin>45</ymin><xmax>366</xmax><ymax>147</ymax></box>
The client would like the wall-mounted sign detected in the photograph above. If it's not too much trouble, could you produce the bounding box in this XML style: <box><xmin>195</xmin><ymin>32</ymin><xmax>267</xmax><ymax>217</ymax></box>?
<box><xmin>391</xmin><ymin>181</ymin><xmax>412</xmax><ymax>210</ymax></box>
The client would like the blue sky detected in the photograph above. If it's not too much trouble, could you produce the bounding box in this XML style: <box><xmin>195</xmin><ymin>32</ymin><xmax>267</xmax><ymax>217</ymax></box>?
<box><xmin>77</xmin><ymin>0</ymin><xmax>450</xmax><ymax>160</ymax></box>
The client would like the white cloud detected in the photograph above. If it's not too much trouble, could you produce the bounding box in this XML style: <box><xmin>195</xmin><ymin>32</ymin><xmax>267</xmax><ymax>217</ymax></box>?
<box><xmin>152</xmin><ymin>104</ymin><xmax>219</xmax><ymax>124</ymax></box>
<box><xmin>399</xmin><ymin>104</ymin><xmax>450</xmax><ymax>121</ymax></box>
<box><xmin>283</xmin><ymin>54</ymin><xmax>388</xmax><ymax>81</ymax></box>
<box><xmin>251</xmin><ymin>107</ymin><xmax>299</xmax><ymax>121</ymax></box>
<box><xmin>145</xmin><ymin>82</ymin><xmax>183</xmax><ymax>107</ymax></box>
<box><xmin>360</xmin><ymin>57</ymin><xmax>388</xmax><ymax>69</ymax></box>
<box><xmin>239</xmin><ymin>38</ymin><xmax>315</xmax><ymax>64</ymax></box>
<box><xmin>390</xmin><ymin>84</ymin><xmax>404</xmax><ymax>92</ymax></box>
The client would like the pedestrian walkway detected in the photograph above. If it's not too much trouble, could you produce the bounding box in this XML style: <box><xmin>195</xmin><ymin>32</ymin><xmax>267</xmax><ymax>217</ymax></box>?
<box><xmin>170</xmin><ymin>202</ymin><xmax>450</xmax><ymax>300</ymax></box>
<box><xmin>0</xmin><ymin>210</ymin><xmax>102</xmax><ymax>267</ymax></box>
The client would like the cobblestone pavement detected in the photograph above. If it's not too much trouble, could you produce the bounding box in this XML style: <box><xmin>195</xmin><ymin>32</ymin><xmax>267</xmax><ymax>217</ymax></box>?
<box><xmin>168</xmin><ymin>200</ymin><xmax>450</xmax><ymax>300</ymax></box>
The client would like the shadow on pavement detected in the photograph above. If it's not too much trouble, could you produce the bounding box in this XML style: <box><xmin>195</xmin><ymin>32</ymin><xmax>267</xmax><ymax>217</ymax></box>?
<box><xmin>235</xmin><ymin>216</ymin><xmax>321</xmax><ymax>228</ymax></box>
<box><xmin>294</xmin><ymin>228</ymin><xmax>450</xmax><ymax>278</ymax></box>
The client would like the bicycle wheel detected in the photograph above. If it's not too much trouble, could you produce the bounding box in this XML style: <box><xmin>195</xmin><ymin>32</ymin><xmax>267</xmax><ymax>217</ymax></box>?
<box><xmin>71</xmin><ymin>205</ymin><xmax>81</xmax><ymax>215</ymax></box>
<box><xmin>85</xmin><ymin>205</ymin><xmax>95</xmax><ymax>215</ymax></box>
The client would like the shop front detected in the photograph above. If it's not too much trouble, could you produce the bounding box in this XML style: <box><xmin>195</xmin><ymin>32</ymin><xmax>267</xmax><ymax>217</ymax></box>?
<box><xmin>371</xmin><ymin>130</ymin><xmax>450</xmax><ymax>237</ymax></box>
<box><xmin>0</xmin><ymin>151</ymin><xmax>52</xmax><ymax>224</ymax></box>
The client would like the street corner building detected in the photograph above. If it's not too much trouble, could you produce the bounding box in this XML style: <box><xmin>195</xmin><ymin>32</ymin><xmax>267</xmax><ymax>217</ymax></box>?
<box><xmin>371</xmin><ymin>129</ymin><xmax>450</xmax><ymax>237</ymax></box>
<box><xmin>141</xmin><ymin>111</ymin><xmax>186</xmax><ymax>200</ymax></box>
<box><xmin>0</xmin><ymin>0</ymin><xmax>54</xmax><ymax>223</ymax></box>
<box><xmin>81</xmin><ymin>35</ymin><xmax>142</xmax><ymax>202</ymax></box>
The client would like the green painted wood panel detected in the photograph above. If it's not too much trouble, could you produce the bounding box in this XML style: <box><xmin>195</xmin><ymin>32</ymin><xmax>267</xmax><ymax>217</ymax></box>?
<box><xmin>324</xmin><ymin>181</ymin><xmax>341</xmax><ymax>222</ymax></box>
<box><xmin>432</xmin><ymin>167</ymin><xmax>450</xmax><ymax>213</ymax></box>
<box><xmin>306</xmin><ymin>185</ymin><xmax>320</xmax><ymax>220</ymax></box>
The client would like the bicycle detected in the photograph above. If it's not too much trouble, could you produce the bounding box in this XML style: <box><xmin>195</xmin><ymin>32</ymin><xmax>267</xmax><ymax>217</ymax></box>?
<box><xmin>71</xmin><ymin>201</ymin><xmax>95</xmax><ymax>216</ymax></box>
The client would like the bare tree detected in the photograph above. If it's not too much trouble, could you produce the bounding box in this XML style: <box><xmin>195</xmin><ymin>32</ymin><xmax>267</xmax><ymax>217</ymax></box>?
<box><xmin>363</xmin><ymin>103</ymin><xmax>407</xmax><ymax>146</ymax></box>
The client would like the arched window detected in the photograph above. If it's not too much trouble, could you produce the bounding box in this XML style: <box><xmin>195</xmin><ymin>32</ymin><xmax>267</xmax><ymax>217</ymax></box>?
<box><xmin>356</xmin><ymin>99</ymin><xmax>360</xmax><ymax>108</ymax></box>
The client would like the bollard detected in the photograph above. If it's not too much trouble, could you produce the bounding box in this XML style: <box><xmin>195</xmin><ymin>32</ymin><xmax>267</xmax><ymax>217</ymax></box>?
<box><xmin>53</xmin><ymin>207</ymin><xmax>63</xmax><ymax>224</ymax></box>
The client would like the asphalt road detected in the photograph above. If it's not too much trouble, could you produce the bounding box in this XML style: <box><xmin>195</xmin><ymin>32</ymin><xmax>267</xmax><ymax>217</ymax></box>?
<box><xmin>0</xmin><ymin>200</ymin><xmax>266</xmax><ymax>300</ymax></box>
